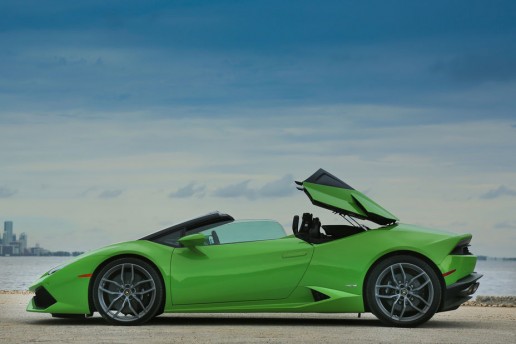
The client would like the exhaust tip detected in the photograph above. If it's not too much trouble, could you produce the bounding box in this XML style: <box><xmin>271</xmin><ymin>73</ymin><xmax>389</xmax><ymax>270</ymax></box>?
<box><xmin>462</xmin><ymin>282</ymin><xmax>480</xmax><ymax>296</ymax></box>
<box><xmin>458</xmin><ymin>282</ymin><xmax>480</xmax><ymax>297</ymax></box>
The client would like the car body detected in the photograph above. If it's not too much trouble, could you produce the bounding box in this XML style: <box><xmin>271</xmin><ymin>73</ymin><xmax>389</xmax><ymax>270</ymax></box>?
<box><xmin>27</xmin><ymin>169</ymin><xmax>482</xmax><ymax>326</ymax></box>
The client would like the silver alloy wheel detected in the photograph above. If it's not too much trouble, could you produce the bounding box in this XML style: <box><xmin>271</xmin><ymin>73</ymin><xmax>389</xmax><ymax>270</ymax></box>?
<box><xmin>97</xmin><ymin>263</ymin><xmax>157</xmax><ymax>322</ymax></box>
<box><xmin>374</xmin><ymin>263</ymin><xmax>434</xmax><ymax>322</ymax></box>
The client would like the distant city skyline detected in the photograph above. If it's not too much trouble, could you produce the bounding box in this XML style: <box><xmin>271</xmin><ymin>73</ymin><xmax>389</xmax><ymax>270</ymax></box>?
<box><xmin>0</xmin><ymin>220</ymin><xmax>81</xmax><ymax>256</ymax></box>
<box><xmin>0</xmin><ymin>1</ymin><xmax>515</xmax><ymax>256</ymax></box>
<box><xmin>0</xmin><ymin>220</ymin><xmax>31</xmax><ymax>256</ymax></box>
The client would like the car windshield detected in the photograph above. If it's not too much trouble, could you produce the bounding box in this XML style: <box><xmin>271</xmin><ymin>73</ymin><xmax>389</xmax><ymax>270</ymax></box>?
<box><xmin>199</xmin><ymin>220</ymin><xmax>287</xmax><ymax>245</ymax></box>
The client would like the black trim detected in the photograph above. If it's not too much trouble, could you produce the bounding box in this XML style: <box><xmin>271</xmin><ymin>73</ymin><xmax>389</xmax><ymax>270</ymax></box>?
<box><xmin>309</xmin><ymin>217</ymin><xmax>322</xmax><ymax>239</ymax></box>
<box><xmin>322</xmin><ymin>225</ymin><xmax>365</xmax><ymax>237</ymax></box>
<box><xmin>51</xmin><ymin>313</ymin><xmax>86</xmax><ymax>319</ymax></box>
<box><xmin>439</xmin><ymin>272</ymin><xmax>482</xmax><ymax>312</ymax></box>
<box><xmin>292</xmin><ymin>215</ymin><xmax>299</xmax><ymax>235</ymax></box>
<box><xmin>311</xmin><ymin>289</ymin><xmax>330</xmax><ymax>302</ymax></box>
<box><xmin>140</xmin><ymin>212</ymin><xmax>234</xmax><ymax>241</ymax></box>
<box><xmin>450</xmin><ymin>238</ymin><xmax>472</xmax><ymax>255</ymax></box>
<box><xmin>34</xmin><ymin>286</ymin><xmax>57</xmax><ymax>309</ymax></box>
<box><xmin>303</xmin><ymin>168</ymin><xmax>353</xmax><ymax>190</ymax></box>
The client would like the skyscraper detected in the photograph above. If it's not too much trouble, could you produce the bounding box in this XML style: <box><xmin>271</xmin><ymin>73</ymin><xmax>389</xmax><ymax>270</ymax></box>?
<box><xmin>3</xmin><ymin>221</ymin><xmax>13</xmax><ymax>246</ymax></box>
<box><xmin>19</xmin><ymin>232</ymin><xmax>28</xmax><ymax>255</ymax></box>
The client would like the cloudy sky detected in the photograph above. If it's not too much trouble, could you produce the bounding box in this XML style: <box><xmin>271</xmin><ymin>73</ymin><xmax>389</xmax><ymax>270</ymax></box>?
<box><xmin>0</xmin><ymin>0</ymin><xmax>515</xmax><ymax>256</ymax></box>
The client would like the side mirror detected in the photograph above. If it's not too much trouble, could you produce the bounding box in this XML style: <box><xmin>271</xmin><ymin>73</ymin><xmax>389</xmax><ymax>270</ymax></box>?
<box><xmin>179</xmin><ymin>233</ymin><xmax>206</xmax><ymax>248</ymax></box>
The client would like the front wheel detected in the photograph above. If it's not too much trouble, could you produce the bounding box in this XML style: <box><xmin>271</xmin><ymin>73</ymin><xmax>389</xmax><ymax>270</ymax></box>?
<box><xmin>92</xmin><ymin>258</ymin><xmax>163</xmax><ymax>325</ymax></box>
<box><xmin>366</xmin><ymin>255</ymin><xmax>442</xmax><ymax>327</ymax></box>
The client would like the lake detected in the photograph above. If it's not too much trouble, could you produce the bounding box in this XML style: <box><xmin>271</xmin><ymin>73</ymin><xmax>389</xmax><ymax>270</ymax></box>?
<box><xmin>0</xmin><ymin>256</ymin><xmax>514</xmax><ymax>296</ymax></box>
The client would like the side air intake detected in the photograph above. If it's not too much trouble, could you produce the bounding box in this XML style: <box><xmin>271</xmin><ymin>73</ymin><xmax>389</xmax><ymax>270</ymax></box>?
<box><xmin>311</xmin><ymin>289</ymin><xmax>330</xmax><ymax>302</ymax></box>
<box><xmin>34</xmin><ymin>287</ymin><xmax>57</xmax><ymax>309</ymax></box>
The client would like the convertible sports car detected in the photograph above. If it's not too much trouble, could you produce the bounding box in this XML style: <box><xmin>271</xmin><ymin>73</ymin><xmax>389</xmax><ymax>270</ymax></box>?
<box><xmin>27</xmin><ymin>169</ymin><xmax>481</xmax><ymax>327</ymax></box>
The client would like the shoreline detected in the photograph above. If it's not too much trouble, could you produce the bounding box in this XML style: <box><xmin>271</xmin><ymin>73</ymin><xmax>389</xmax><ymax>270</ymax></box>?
<box><xmin>1</xmin><ymin>293</ymin><xmax>515</xmax><ymax>344</ymax></box>
<box><xmin>463</xmin><ymin>295</ymin><xmax>516</xmax><ymax>307</ymax></box>
<box><xmin>2</xmin><ymin>290</ymin><xmax>514</xmax><ymax>307</ymax></box>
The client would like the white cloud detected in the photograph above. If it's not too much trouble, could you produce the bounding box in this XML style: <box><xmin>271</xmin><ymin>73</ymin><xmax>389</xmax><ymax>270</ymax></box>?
<box><xmin>257</xmin><ymin>174</ymin><xmax>295</xmax><ymax>198</ymax></box>
<box><xmin>211</xmin><ymin>175</ymin><xmax>296</xmax><ymax>200</ymax></box>
<box><xmin>1</xmin><ymin>1</ymin><xmax>515</xmax><ymax>257</ymax></box>
<box><xmin>98</xmin><ymin>189</ymin><xmax>123</xmax><ymax>199</ymax></box>
<box><xmin>0</xmin><ymin>187</ymin><xmax>17</xmax><ymax>198</ymax></box>
<box><xmin>494</xmin><ymin>221</ymin><xmax>516</xmax><ymax>230</ymax></box>
<box><xmin>213</xmin><ymin>180</ymin><xmax>255</xmax><ymax>199</ymax></box>
<box><xmin>0</xmin><ymin>113</ymin><xmax>515</xmax><ymax>256</ymax></box>
<box><xmin>480</xmin><ymin>185</ymin><xmax>516</xmax><ymax>200</ymax></box>
<box><xmin>169</xmin><ymin>182</ymin><xmax>206</xmax><ymax>198</ymax></box>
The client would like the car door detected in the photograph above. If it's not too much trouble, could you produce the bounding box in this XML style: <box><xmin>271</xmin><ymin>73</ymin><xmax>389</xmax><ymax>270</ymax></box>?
<box><xmin>170</xmin><ymin>220</ymin><xmax>313</xmax><ymax>305</ymax></box>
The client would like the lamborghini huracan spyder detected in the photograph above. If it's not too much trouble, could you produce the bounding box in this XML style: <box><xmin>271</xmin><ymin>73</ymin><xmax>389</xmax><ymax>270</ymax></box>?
<box><xmin>27</xmin><ymin>169</ymin><xmax>481</xmax><ymax>327</ymax></box>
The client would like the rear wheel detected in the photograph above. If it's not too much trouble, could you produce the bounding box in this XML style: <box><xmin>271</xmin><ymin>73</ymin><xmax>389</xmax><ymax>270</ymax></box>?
<box><xmin>92</xmin><ymin>258</ymin><xmax>163</xmax><ymax>325</ymax></box>
<box><xmin>366</xmin><ymin>255</ymin><xmax>441</xmax><ymax>327</ymax></box>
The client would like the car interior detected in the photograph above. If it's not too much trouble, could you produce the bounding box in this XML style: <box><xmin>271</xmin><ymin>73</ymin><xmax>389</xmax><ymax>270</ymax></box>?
<box><xmin>292</xmin><ymin>212</ymin><xmax>366</xmax><ymax>244</ymax></box>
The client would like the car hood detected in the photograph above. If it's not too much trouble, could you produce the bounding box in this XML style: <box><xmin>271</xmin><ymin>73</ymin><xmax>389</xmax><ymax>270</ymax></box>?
<box><xmin>297</xmin><ymin>169</ymin><xmax>398</xmax><ymax>225</ymax></box>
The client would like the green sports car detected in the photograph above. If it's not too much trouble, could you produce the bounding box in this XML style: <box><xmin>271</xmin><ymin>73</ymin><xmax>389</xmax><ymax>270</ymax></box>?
<box><xmin>27</xmin><ymin>169</ymin><xmax>481</xmax><ymax>327</ymax></box>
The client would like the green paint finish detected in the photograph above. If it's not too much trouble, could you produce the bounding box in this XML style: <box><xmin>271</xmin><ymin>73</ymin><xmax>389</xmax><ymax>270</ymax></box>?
<box><xmin>440</xmin><ymin>254</ymin><xmax>478</xmax><ymax>285</ymax></box>
<box><xmin>304</xmin><ymin>182</ymin><xmax>367</xmax><ymax>216</ymax></box>
<box><xmin>25</xmin><ymin>171</ymin><xmax>479</xmax><ymax>320</ymax></box>
<box><xmin>169</xmin><ymin>237</ymin><xmax>313</xmax><ymax>305</ymax></box>
<box><xmin>179</xmin><ymin>233</ymin><xmax>206</xmax><ymax>247</ymax></box>
<box><xmin>27</xmin><ymin>222</ymin><xmax>477</xmax><ymax>316</ymax></box>
<box><xmin>303</xmin><ymin>182</ymin><xmax>398</xmax><ymax>223</ymax></box>
<box><xmin>27</xmin><ymin>240</ymin><xmax>174</xmax><ymax>314</ymax></box>
<box><xmin>351</xmin><ymin>193</ymin><xmax>398</xmax><ymax>222</ymax></box>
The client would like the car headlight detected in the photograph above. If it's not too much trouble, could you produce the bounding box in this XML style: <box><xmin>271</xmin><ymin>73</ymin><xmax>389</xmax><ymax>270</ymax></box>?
<box><xmin>47</xmin><ymin>264</ymin><xmax>64</xmax><ymax>276</ymax></box>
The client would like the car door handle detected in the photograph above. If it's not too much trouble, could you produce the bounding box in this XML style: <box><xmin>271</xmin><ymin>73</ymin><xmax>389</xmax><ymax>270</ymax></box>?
<box><xmin>282</xmin><ymin>250</ymin><xmax>308</xmax><ymax>258</ymax></box>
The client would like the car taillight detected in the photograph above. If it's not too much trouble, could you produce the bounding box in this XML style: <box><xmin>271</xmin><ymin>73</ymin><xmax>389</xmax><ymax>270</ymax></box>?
<box><xmin>450</xmin><ymin>238</ymin><xmax>472</xmax><ymax>255</ymax></box>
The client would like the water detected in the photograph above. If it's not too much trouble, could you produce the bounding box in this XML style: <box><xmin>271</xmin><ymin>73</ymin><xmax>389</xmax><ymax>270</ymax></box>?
<box><xmin>0</xmin><ymin>257</ymin><xmax>514</xmax><ymax>296</ymax></box>
<box><xmin>0</xmin><ymin>256</ymin><xmax>73</xmax><ymax>290</ymax></box>
<box><xmin>475</xmin><ymin>260</ymin><xmax>516</xmax><ymax>296</ymax></box>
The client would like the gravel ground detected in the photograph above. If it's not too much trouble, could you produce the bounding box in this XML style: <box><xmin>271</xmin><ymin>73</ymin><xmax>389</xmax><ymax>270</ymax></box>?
<box><xmin>1</xmin><ymin>294</ymin><xmax>515</xmax><ymax>344</ymax></box>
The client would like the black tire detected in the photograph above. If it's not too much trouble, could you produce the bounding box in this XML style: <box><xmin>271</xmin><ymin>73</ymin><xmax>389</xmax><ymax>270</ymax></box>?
<box><xmin>92</xmin><ymin>257</ymin><xmax>163</xmax><ymax>325</ymax></box>
<box><xmin>365</xmin><ymin>255</ymin><xmax>441</xmax><ymax>327</ymax></box>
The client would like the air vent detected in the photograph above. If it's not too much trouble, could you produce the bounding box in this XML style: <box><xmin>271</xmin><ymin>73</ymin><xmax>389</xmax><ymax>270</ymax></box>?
<box><xmin>34</xmin><ymin>287</ymin><xmax>57</xmax><ymax>309</ymax></box>
<box><xmin>311</xmin><ymin>289</ymin><xmax>330</xmax><ymax>302</ymax></box>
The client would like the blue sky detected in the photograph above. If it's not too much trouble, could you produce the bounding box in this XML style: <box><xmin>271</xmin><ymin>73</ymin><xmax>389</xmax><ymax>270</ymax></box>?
<box><xmin>0</xmin><ymin>1</ymin><xmax>515</xmax><ymax>256</ymax></box>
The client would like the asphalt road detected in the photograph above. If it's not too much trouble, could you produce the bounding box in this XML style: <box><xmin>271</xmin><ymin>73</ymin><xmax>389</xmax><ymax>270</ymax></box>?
<box><xmin>1</xmin><ymin>294</ymin><xmax>515</xmax><ymax>343</ymax></box>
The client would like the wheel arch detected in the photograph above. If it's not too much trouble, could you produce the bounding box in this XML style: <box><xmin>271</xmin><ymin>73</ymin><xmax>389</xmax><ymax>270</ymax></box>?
<box><xmin>87</xmin><ymin>254</ymin><xmax>167</xmax><ymax>315</ymax></box>
<box><xmin>361</xmin><ymin>250</ymin><xmax>446</xmax><ymax>312</ymax></box>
